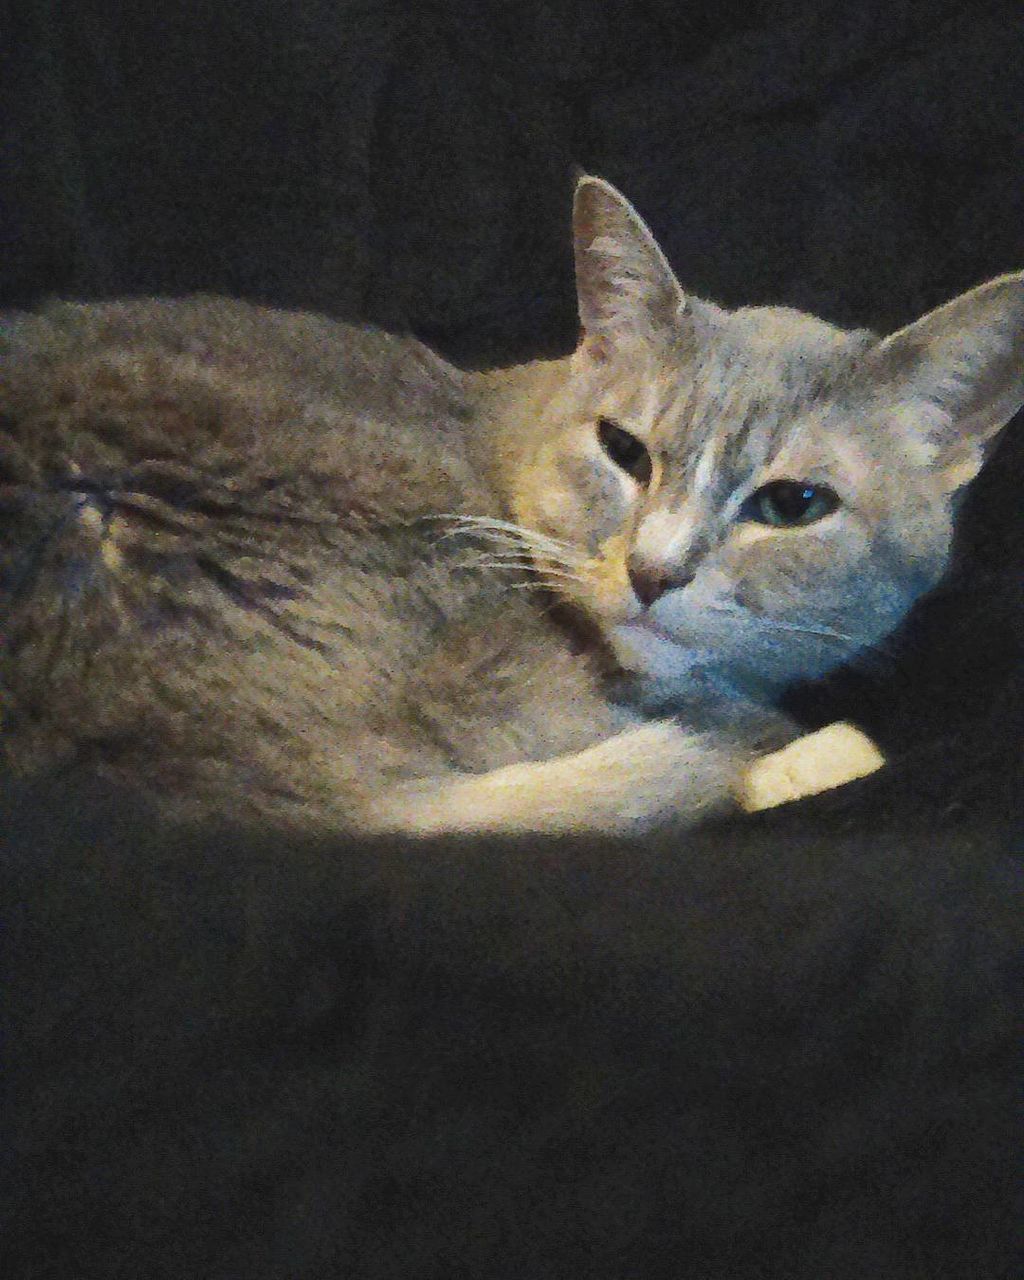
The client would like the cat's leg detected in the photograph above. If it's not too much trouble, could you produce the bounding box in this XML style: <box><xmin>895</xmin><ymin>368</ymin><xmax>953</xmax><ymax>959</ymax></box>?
<box><xmin>370</xmin><ymin>719</ymin><xmax>747</xmax><ymax>838</ymax></box>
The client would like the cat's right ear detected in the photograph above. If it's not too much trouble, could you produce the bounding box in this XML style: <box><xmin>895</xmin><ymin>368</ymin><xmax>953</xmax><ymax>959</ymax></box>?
<box><xmin>572</xmin><ymin>176</ymin><xmax>687</xmax><ymax>362</ymax></box>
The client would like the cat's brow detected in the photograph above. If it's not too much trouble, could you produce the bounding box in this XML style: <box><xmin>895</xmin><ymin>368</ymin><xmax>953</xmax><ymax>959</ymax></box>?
<box><xmin>666</xmin><ymin>374</ymin><xmax>765</xmax><ymax>503</ymax></box>
<box><xmin>671</xmin><ymin>347</ymin><xmax>845</xmax><ymax>505</ymax></box>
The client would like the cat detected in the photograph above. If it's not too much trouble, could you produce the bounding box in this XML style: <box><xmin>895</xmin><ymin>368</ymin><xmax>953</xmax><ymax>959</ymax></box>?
<box><xmin>1</xmin><ymin>176</ymin><xmax>1021</xmax><ymax>836</ymax></box>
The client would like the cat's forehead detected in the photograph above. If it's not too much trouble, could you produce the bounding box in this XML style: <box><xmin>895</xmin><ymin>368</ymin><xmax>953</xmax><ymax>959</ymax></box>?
<box><xmin>688</xmin><ymin>305</ymin><xmax>870</xmax><ymax>414</ymax></box>
<box><xmin>636</xmin><ymin>305</ymin><xmax>877</xmax><ymax>490</ymax></box>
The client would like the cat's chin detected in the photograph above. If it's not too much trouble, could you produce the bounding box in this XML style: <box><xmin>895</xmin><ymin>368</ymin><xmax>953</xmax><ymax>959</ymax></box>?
<box><xmin>608</xmin><ymin>620</ymin><xmax>713</xmax><ymax>683</ymax></box>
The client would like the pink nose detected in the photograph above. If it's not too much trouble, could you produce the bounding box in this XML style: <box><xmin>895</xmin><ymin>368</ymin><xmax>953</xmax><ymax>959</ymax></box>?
<box><xmin>627</xmin><ymin>562</ymin><xmax>695</xmax><ymax>607</ymax></box>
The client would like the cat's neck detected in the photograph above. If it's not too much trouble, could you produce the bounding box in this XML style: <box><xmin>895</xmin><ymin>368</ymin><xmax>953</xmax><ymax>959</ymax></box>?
<box><xmin>465</xmin><ymin>354</ymin><xmax>575</xmax><ymax>512</ymax></box>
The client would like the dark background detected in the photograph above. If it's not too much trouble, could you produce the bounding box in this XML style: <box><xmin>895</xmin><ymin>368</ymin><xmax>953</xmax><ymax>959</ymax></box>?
<box><xmin>2</xmin><ymin>2</ymin><xmax>1021</xmax><ymax>1277</ymax></box>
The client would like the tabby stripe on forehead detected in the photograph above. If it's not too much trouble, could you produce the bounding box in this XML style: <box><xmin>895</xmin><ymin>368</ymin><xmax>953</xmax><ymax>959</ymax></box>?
<box><xmin>717</xmin><ymin>394</ymin><xmax>782</xmax><ymax>505</ymax></box>
<box><xmin>680</xmin><ymin>381</ymin><xmax>751</xmax><ymax>504</ymax></box>
<box><xmin>640</xmin><ymin>380</ymin><xmax>662</xmax><ymax>431</ymax></box>
<box><xmin>691</xmin><ymin>435</ymin><xmax>721</xmax><ymax>505</ymax></box>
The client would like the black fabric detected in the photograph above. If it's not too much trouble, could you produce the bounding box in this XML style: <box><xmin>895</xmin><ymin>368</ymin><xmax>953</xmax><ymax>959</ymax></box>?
<box><xmin>2</xmin><ymin>766</ymin><xmax>1019</xmax><ymax>1279</ymax></box>
<box><xmin>2</xmin><ymin>2</ymin><xmax>1021</xmax><ymax>1276</ymax></box>
<box><xmin>6</xmin><ymin>1</ymin><xmax>1024</xmax><ymax>357</ymax></box>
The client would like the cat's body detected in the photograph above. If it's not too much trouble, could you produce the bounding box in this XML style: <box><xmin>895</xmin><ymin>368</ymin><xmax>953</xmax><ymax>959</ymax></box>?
<box><xmin>0</xmin><ymin>299</ymin><xmax>639</xmax><ymax>830</ymax></box>
<box><xmin>1</xmin><ymin>178</ymin><xmax>1021</xmax><ymax>835</ymax></box>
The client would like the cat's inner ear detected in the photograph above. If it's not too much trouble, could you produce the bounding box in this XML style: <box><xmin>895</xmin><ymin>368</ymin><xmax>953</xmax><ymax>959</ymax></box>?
<box><xmin>869</xmin><ymin>270</ymin><xmax>1024</xmax><ymax>492</ymax></box>
<box><xmin>572</xmin><ymin>176</ymin><xmax>687</xmax><ymax>360</ymax></box>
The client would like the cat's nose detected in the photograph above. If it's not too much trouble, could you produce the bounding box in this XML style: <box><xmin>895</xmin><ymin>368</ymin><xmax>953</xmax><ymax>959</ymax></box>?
<box><xmin>627</xmin><ymin>559</ymin><xmax>695</xmax><ymax>608</ymax></box>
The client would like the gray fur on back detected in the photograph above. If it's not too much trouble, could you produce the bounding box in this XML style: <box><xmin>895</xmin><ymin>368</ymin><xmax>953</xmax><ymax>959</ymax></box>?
<box><xmin>0</xmin><ymin>297</ymin><xmax>622</xmax><ymax>827</ymax></box>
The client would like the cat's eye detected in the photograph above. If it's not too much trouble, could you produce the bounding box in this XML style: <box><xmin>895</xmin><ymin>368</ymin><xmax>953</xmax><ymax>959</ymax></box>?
<box><xmin>741</xmin><ymin>479</ymin><xmax>840</xmax><ymax>527</ymax></box>
<box><xmin>597</xmin><ymin>418</ymin><xmax>652</xmax><ymax>486</ymax></box>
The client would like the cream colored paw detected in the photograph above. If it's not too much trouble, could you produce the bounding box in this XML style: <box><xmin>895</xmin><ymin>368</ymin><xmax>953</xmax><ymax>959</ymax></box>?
<box><xmin>737</xmin><ymin>721</ymin><xmax>885</xmax><ymax>812</ymax></box>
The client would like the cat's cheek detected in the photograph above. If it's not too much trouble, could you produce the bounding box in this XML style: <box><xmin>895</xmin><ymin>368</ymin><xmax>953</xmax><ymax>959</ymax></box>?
<box><xmin>575</xmin><ymin>533</ymin><xmax>640</xmax><ymax>625</ymax></box>
<box><xmin>837</xmin><ymin>579</ymin><xmax>921</xmax><ymax>651</ymax></box>
<box><xmin>726</xmin><ymin>523</ymin><xmax>869</xmax><ymax>616</ymax></box>
<box><xmin>560</xmin><ymin>448</ymin><xmax>633</xmax><ymax>540</ymax></box>
<box><xmin>524</xmin><ymin>462</ymin><xmax>618</xmax><ymax>557</ymax></box>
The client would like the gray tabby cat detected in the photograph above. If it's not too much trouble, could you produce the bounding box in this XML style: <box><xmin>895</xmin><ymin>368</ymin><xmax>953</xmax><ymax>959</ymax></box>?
<box><xmin>1</xmin><ymin>177</ymin><xmax>1021</xmax><ymax>835</ymax></box>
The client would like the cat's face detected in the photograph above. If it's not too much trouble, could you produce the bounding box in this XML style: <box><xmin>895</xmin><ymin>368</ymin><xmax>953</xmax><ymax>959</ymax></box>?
<box><xmin>506</xmin><ymin>177</ymin><xmax>1024</xmax><ymax>693</ymax></box>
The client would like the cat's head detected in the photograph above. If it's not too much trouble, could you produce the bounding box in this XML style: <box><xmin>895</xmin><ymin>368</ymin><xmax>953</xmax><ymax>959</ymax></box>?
<box><xmin>505</xmin><ymin>176</ymin><xmax>1024</xmax><ymax>694</ymax></box>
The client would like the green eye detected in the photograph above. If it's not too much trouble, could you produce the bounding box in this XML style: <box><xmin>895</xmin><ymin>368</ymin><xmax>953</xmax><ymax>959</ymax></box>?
<box><xmin>741</xmin><ymin>480</ymin><xmax>840</xmax><ymax>527</ymax></box>
<box><xmin>597</xmin><ymin>418</ymin><xmax>652</xmax><ymax>486</ymax></box>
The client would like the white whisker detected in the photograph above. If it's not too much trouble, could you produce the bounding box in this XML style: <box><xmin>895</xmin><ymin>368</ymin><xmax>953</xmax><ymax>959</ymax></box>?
<box><xmin>456</xmin><ymin>547</ymin><xmax>585</xmax><ymax>584</ymax></box>
<box><xmin>459</xmin><ymin>551</ymin><xmax>549</xmax><ymax>570</ymax></box>
<box><xmin>703</xmin><ymin>603</ymin><xmax>855</xmax><ymax>645</ymax></box>
<box><xmin>480</xmin><ymin>553</ymin><xmax>584</xmax><ymax>576</ymax></box>
<box><xmin>429</xmin><ymin>512</ymin><xmax>586</xmax><ymax>565</ymax></box>
<box><xmin>480</xmin><ymin>562</ymin><xmax>585</xmax><ymax>586</ymax></box>
<box><xmin>470</xmin><ymin>559</ymin><xmax>535</xmax><ymax>572</ymax></box>
<box><xmin>762</xmin><ymin>621</ymin><xmax>855</xmax><ymax>644</ymax></box>
<box><xmin>534</xmin><ymin>570</ymin><xmax>586</xmax><ymax>586</ymax></box>
<box><xmin>510</xmin><ymin>580</ymin><xmax>567</xmax><ymax>596</ymax></box>
<box><xmin>431</xmin><ymin>512</ymin><xmax>578</xmax><ymax>549</ymax></box>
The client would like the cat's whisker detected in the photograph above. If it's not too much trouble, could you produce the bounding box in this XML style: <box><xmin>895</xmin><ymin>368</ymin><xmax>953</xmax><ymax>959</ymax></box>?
<box><xmin>508</xmin><ymin>542</ymin><xmax>588</xmax><ymax>571</ymax></box>
<box><xmin>480</xmin><ymin>536</ymin><xmax>586</xmax><ymax>567</ymax></box>
<box><xmin>470</xmin><ymin>557</ymin><xmax>586</xmax><ymax>587</ymax></box>
<box><xmin>430</xmin><ymin>513</ymin><xmax>586</xmax><ymax>564</ymax></box>
<box><xmin>539</xmin><ymin>571</ymin><xmax>587</xmax><ymax>586</ymax></box>
<box><xmin>509</xmin><ymin>580</ymin><xmax>568</xmax><ymax>598</ymax></box>
<box><xmin>436</xmin><ymin>526</ymin><xmax>568</xmax><ymax>562</ymax></box>
<box><xmin>456</xmin><ymin>550</ymin><xmax>540</xmax><ymax>571</ymax></box>
<box><xmin>506</xmin><ymin>581</ymin><xmax>581</xmax><ymax>593</ymax></box>
<box><xmin>469</xmin><ymin>558</ymin><xmax>536</xmax><ymax>572</ymax></box>
<box><xmin>457</xmin><ymin>547</ymin><xmax>548</xmax><ymax>568</ymax></box>
<box><xmin>703</xmin><ymin>603</ymin><xmax>856</xmax><ymax>646</ymax></box>
<box><xmin>459</xmin><ymin>532</ymin><xmax>553</xmax><ymax>557</ymax></box>
<box><xmin>759</xmin><ymin>620</ymin><xmax>857</xmax><ymax>645</ymax></box>
<box><xmin>466</xmin><ymin>552</ymin><xmax>586</xmax><ymax>583</ymax></box>
<box><xmin>431</xmin><ymin>512</ymin><xmax>579</xmax><ymax>550</ymax></box>
<box><xmin>474</xmin><ymin>548</ymin><xmax>585</xmax><ymax>575</ymax></box>
<box><xmin>463</xmin><ymin>539</ymin><xmax>587</xmax><ymax>577</ymax></box>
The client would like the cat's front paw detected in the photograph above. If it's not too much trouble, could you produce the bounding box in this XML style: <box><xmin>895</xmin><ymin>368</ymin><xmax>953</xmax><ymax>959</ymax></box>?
<box><xmin>736</xmin><ymin>721</ymin><xmax>885</xmax><ymax>812</ymax></box>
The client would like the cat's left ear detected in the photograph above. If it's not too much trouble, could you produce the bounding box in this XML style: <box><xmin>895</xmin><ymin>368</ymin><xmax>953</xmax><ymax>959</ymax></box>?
<box><xmin>868</xmin><ymin>270</ymin><xmax>1024</xmax><ymax>492</ymax></box>
<box><xmin>572</xmin><ymin>176</ymin><xmax>687</xmax><ymax>361</ymax></box>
